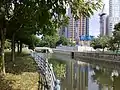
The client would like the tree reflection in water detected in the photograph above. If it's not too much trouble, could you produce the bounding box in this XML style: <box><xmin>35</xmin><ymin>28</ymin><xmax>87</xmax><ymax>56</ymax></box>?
<box><xmin>50</xmin><ymin>53</ymin><xmax>120</xmax><ymax>90</ymax></box>
<box><xmin>91</xmin><ymin>66</ymin><xmax>120</xmax><ymax>90</ymax></box>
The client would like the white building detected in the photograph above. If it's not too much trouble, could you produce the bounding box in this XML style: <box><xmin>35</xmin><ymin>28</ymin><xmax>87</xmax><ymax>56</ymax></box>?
<box><xmin>99</xmin><ymin>13</ymin><xmax>107</xmax><ymax>36</ymax></box>
<box><xmin>108</xmin><ymin>0</ymin><xmax>120</xmax><ymax>36</ymax></box>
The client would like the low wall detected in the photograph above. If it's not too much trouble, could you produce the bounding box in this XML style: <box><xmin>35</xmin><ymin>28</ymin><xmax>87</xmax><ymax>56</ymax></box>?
<box><xmin>74</xmin><ymin>52</ymin><xmax>120</xmax><ymax>62</ymax></box>
<box><xmin>56</xmin><ymin>46</ymin><xmax>96</xmax><ymax>52</ymax></box>
<box><xmin>56</xmin><ymin>46</ymin><xmax>74</xmax><ymax>51</ymax></box>
<box><xmin>73</xmin><ymin>52</ymin><xmax>120</xmax><ymax>73</ymax></box>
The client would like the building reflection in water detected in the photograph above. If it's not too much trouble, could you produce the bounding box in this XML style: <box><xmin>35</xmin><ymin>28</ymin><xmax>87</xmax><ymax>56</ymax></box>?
<box><xmin>61</xmin><ymin>59</ymin><xmax>120</xmax><ymax>90</ymax></box>
<box><xmin>62</xmin><ymin>61</ymin><xmax>88</xmax><ymax>90</ymax></box>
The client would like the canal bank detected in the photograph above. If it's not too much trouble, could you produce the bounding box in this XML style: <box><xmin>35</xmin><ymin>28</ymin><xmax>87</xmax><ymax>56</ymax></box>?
<box><xmin>51</xmin><ymin>52</ymin><xmax>120</xmax><ymax>90</ymax></box>
<box><xmin>73</xmin><ymin>52</ymin><xmax>120</xmax><ymax>63</ymax></box>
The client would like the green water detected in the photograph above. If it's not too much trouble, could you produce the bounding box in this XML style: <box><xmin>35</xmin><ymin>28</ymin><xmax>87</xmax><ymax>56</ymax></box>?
<box><xmin>50</xmin><ymin>52</ymin><xmax>120</xmax><ymax>90</ymax></box>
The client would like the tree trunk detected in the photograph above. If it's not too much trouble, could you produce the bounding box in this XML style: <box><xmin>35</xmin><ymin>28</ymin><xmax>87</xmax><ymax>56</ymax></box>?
<box><xmin>102</xmin><ymin>48</ymin><xmax>104</xmax><ymax>53</ymax></box>
<box><xmin>17</xmin><ymin>41</ymin><xmax>20</xmax><ymax>53</ymax></box>
<box><xmin>0</xmin><ymin>29</ymin><xmax>6</xmax><ymax>75</ymax></box>
<box><xmin>11</xmin><ymin>34</ymin><xmax>15</xmax><ymax>62</ymax></box>
<box><xmin>117</xmin><ymin>43</ymin><xmax>120</xmax><ymax>54</ymax></box>
<box><xmin>20</xmin><ymin>41</ymin><xmax>22</xmax><ymax>53</ymax></box>
<box><xmin>0</xmin><ymin>40</ymin><xmax>1</xmax><ymax>47</ymax></box>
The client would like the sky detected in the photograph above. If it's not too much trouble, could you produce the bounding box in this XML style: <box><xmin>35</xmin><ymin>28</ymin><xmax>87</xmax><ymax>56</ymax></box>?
<box><xmin>89</xmin><ymin>0</ymin><xmax>109</xmax><ymax>37</ymax></box>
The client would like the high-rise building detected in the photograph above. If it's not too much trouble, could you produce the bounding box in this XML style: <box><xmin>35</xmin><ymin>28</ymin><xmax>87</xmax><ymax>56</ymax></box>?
<box><xmin>79</xmin><ymin>17</ymin><xmax>89</xmax><ymax>36</ymax></box>
<box><xmin>108</xmin><ymin>0</ymin><xmax>120</xmax><ymax>36</ymax></box>
<box><xmin>106</xmin><ymin>16</ymin><xmax>109</xmax><ymax>36</ymax></box>
<box><xmin>99</xmin><ymin>13</ymin><xmax>107</xmax><ymax>36</ymax></box>
<box><xmin>59</xmin><ymin>7</ymin><xmax>89</xmax><ymax>44</ymax></box>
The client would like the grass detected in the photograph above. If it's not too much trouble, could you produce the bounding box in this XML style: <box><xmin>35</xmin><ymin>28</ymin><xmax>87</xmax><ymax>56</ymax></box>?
<box><xmin>0</xmin><ymin>51</ymin><xmax>39</xmax><ymax>90</ymax></box>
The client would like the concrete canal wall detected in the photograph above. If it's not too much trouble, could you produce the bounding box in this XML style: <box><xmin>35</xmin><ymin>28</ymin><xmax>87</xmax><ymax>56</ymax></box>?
<box><xmin>73</xmin><ymin>52</ymin><xmax>120</xmax><ymax>62</ymax></box>
<box><xmin>73</xmin><ymin>52</ymin><xmax>120</xmax><ymax>66</ymax></box>
<box><xmin>73</xmin><ymin>52</ymin><xmax>120</xmax><ymax>72</ymax></box>
<box><xmin>55</xmin><ymin>46</ymin><xmax>96</xmax><ymax>52</ymax></box>
<box><xmin>53</xmin><ymin>47</ymin><xmax>120</xmax><ymax>72</ymax></box>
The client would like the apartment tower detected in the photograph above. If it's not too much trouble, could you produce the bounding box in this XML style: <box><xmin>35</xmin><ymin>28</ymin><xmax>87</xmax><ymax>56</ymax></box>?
<box><xmin>59</xmin><ymin>7</ymin><xmax>89</xmax><ymax>44</ymax></box>
<box><xmin>108</xmin><ymin>0</ymin><xmax>120</xmax><ymax>36</ymax></box>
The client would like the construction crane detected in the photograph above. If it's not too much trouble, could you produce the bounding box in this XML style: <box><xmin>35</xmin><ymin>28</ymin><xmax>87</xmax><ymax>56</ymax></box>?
<box><xmin>99</xmin><ymin>4</ymin><xmax>106</xmax><ymax>36</ymax></box>
<box><xmin>99</xmin><ymin>4</ymin><xmax>106</xmax><ymax>16</ymax></box>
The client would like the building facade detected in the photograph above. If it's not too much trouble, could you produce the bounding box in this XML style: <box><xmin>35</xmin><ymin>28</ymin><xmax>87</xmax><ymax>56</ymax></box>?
<box><xmin>59</xmin><ymin>8</ymin><xmax>89</xmax><ymax>44</ymax></box>
<box><xmin>106</xmin><ymin>16</ymin><xmax>109</xmax><ymax>36</ymax></box>
<box><xmin>108</xmin><ymin>0</ymin><xmax>120</xmax><ymax>36</ymax></box>
<box><xmin>99</xmin><ymin>13</ymin><xmax>107</xmax><ymax>36</ymax></box>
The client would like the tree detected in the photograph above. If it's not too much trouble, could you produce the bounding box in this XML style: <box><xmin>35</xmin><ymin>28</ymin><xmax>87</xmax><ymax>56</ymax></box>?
<box><xmin>38</xmin><ymin>34</ymin><xmax>59</xmax><ymax>48</ymax></box>
<box><xmin>5</xmin><ymin>39</ymin><xmax>11</xmax><ymax>49</ymax></box>
<box><xmin>56</xmin><ymin>36</ymin><xmax>69</xmax><ymax>46</ymax></box>
<box><xmin>99</xmin><ymin>36</ymin><xmax>109</xmax><ymax>52</ymax></box>
<box><xmin>90</xmin><ymin>36</ymin><xmax>109</xmax><ymax>52</ymax></box>
<box><xmin>0</xmin><ymin>0</ymin><xmax>102</xmax><ymax>75</ymax></box>
<box><xmin>113</xmin><ymin>23</ymin><xmax>120</xmax><ymax>53</ymax></box>
<box><xmin>107</xmin><ymin>22</ymin><xmax>120</xmax><ymax>54</ymax></box>
<box><xmin>90</xmin><ymin>38</ymin><xmax>100</xmax><ymax>47</ymax></box>
<box><xmin>107</xmin><ymin>37</ymin><xmax>117</xmax><ymax>53</ymax></box>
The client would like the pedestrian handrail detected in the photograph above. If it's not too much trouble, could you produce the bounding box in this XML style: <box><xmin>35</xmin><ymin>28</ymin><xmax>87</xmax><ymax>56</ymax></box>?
<box><xmin>32</xmin><ymin>52</ymin><xmax>56</xmax><ymax>90</ymax></box>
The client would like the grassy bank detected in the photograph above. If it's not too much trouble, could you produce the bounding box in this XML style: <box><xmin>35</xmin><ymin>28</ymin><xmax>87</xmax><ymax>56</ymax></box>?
<box><xmin>0</xmin><ymin>51</ymin><xmax>39</xmax><ymax>90</ymax></box>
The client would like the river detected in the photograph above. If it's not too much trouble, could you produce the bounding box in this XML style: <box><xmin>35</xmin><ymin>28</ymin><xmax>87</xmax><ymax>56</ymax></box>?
<box><xmin>50</xmin><ymin>52</ymin><xmax>120</xmax><ymax>90</ymax></box>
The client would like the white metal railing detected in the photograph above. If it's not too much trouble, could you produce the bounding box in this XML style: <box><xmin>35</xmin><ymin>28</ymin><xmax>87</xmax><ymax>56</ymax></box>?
<box><xmin>31</xmin><ymin>52</ymin><xmax>56</xmax><ymax>90</ymax></box>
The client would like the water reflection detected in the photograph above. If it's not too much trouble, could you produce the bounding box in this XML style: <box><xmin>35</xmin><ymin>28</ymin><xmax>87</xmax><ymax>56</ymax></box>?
<box><xmin>62</xmin><ymin>61</ymin><xmax>88</xmax><ymax>90</ymax></box>
<box><xmin>60</xmin><ymin>60</ymin><xmax>120</xmax><ymax>90</ymax></box>
<box><xmin>52</xmin><ymin>53</ymin><xmax>120</xmax><ymax>90</ymax></box>
<box><xmin>91</xmin><ymin>67</ymin><xmax>120</xmax><ymax>90</ymax></box>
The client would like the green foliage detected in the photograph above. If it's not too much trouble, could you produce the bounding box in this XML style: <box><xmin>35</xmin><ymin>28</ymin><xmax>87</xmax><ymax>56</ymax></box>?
<box><xmin>0</xmin><ymin>0</ymin><xmax>102</xmax><ymax>74</ymax></box>
<box><xmin>21</xmin><ymin>35</ymin><xmax>40</xmax><ymax>49</ymax></box>
<box><xmin>49</xmin><ymin>58</ymin><xmax>66</xmax><ymax>79</ymax></box>
<box><xmin>38</xmin><ymin>35</ymin><xmax>75</xmax><ymax>47</ymax></box>
<box><xmin>113</xmin><ymin>22</ymin><xmax>120</xmax><ymax>43</ymax></box>
<box><xmin>90</xmin><ymin>36</ymin><xmax>110</xmax><ymax>51</ymax></box>
<box><xmin>90</xmin><ymin>38</ymin><xmax>100</xmax><ymax>47</ymax></box>
<box><xmin>56</xmin><ymin>36</ymin><xmax>69</xmax><ymax>46</ymax></box>
<box><xmin>1</xmin><ymin>0</ymin><xmax>103</xmax><ymax>38</ymax></box>
<box><xmin>108</xmin><ymin>22</ymin><xmax>120</xmax><ymax>53</ymax></box>
<box><xmin>107</xmin><ymin>37</ymin><xmax>117</xmax><ymax>52</ymax></box>
<box><xmin>99</xmin><ymin>36</ymin><xmax>110</xmax><ymax>49</ymax></box>
<box><xmin>0</xmin><ymin>0</ymin><xmax>103</xmax><ymax>46</ymax></box>
<box><xmin>92</xmin><ymin>68</ymin><xmax>113</xmax><ymax>86</ymax></box>
<box><xmin>4</xmin><ymin>40</ymin><xmax>11</xmax><ymax>49</ymax></box>
<box><xmin>69</xmin><ymin>0</ymin><xmax>102</xmax><ymax>18</ymax></box>
<box><xmin>38</xmin><ymin>34</ymin><xmax>59</xmax><ymax>48</ymax></box>
<box><xmin>69</xmin><ymin>42</ymin><xmax>76</xmax><ymax>46</ymax></box>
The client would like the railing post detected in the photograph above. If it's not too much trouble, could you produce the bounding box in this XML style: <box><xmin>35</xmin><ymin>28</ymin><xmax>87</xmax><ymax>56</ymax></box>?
<box><xmin>32</xmin><ymin>52</ymin><xmax>57</xmax><ymax>90</ymax></box>
<box><xmin>38</xmin><ymin>73</ymin><xmax>40</xmax><ymax>90</ymax></box>
<box><xmin>71</xmin><ymin>52</ymin><xmax>74</xmax><ymax>59</ymax></box>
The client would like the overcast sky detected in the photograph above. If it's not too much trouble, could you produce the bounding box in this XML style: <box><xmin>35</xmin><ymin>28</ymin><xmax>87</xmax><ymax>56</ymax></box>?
<box><xmin>89</xmin><ymin>0</ymin><xmax>109</xmax><ymax>37</ymax></box>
